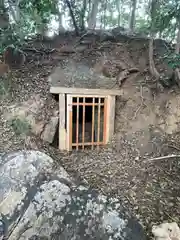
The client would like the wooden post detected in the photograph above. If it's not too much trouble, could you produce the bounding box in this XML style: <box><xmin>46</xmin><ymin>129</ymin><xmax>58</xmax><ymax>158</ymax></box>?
<box><xmin>59</xmin><ymin>94</ymin><xmax>66</xmax><ymax>150</ymax></box>
<box><xmin>106</xmin><ymin>95</ymin><xmax>115</xmax><ymax>143</ymax></box>
<box><xmin>103</xmin><ymin>97</ymin><xmax>108</xmax><ymax>144</ymax></box>
<box><xmin>76</xmin><ymin>97</ymin><xmax>79</xmax><ymax>150</ymax></box>
<box><xmin>91</xmin><ymin>97</ymin><xmax>95</xmax><ymax>150</ymax></box>
<box><xmin>66</xmin><ymin>94</ymin><xmax>73</xmax><ymax>151</ymax></box>
<box><xmin>97</xmin><ymin>97</ymin><xmax>101</xmax><ymax>150</ymax></box>
<box><xmin>82</xmin><ymin>97</ymin><xmax>85</xmax><ymax>150</ymax></box>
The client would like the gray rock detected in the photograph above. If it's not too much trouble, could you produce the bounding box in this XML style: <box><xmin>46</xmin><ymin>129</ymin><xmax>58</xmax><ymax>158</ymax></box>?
<box><xmin>3</xmin><ymin>94</ymin><xmax>59</xmax><ymax>142</ymax></box>
<box><xmin>41</xmin><ymin>116</ymin><xmax>59</xmax><ymax>143</ymax></box>
<box><xmin>0</xmin><ymin>150</ymin><xmax>146</xmax><ymax>240</ymax></box>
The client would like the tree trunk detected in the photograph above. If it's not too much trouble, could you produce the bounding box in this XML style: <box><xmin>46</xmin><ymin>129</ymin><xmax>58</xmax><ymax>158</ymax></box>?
<box><xmin>103</xmin><ymin>0</ymin><xmax>107</xmax><ymax>29</ymax></box>
<box><xmin>115</xmin><ymin>0</ymin><xmax>121</xmax><ymax>26</ymax></box>
<box><xmin>148</xmin><ymin>0</ymin><xmax>160</xmax><ymax>80</ymax></box>
<box><xmin>100</xmin><ymin>14</ymin><xmax>103</xmax><ymax>29</ymax></box>
<box><xmin>88</xmin><ymin>0</ymin><xmax>99</xmax><ymax>29</ymax></box>
<box><xmin>158</xmin><ymin>31</ymin><xmax>162</xmax><ymax>39</ymax></box>
<box><xmin>175</xmin><ymin>22</ymin><xmax>180</xmax><ymax>54</ymax></box>
<box><xmin>117</xmin><ymin>14</ymin><xmax>120</xmax><ymax>26</ymax></box>
<box><xmin>80</xmin><ymin>0</ymin><xmax>87</xmax><ymax>31</ymax></box>
<box><xmin>149</xmin><ymin>36</ymin><xmax>160</xmax><ymax>79</ymax></box>
<box><xmin>58</xmin><ymin>12</ymin><xmax>62</xmax><ymax>27</ymax></box>
<box><xmin>87</xmin><ymin>0</ymin><xmax>91</xmax><ymax>20</ymax></box>
<box><xmin>174</xmin><ymin>19</ymin><xmax>180</xmax><ymax>87</ymax></box>
<box><xmin>8</xmin><ymin>0</ymin><xmax>21</xmax><ymax>23</ymax></box>
<box><xmin>65</xmin><ymin>0</ymin><xmax>79</xmax><ymax>35</ymax></box>
<box><xmin>0</xmin><ymin>0</ymin><xmax>9</xmax><ymax>29</ymax></box>
<box><xmin>58</xmin><ymin>11</ymin><xmax>65</xmax><ymax>33</ymax></box>
<box><xmin>103</xmin><ymin>11</ymin><xmax>105</xmax><ymax>29</ymax></box>
<box><xmin>110</xmin><ymin>10</ymin><xmax>113</xmax><ymax>27</ymax></box>
<box><xmin>34</xmin><ymin>12</ymin><xmax>47</xmax><ymax>36</ymax></box>
<box><xmin>129</xmin><ymin>0</ymin><xmax>137</xmax><ymax>32</ymax></box>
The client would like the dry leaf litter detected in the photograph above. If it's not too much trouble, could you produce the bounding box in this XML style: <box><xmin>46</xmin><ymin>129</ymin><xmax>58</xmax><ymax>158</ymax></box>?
<box><xmin>0</xmin><ymin>33</ymin><xmax>179</xmax><ymax>239</ymax></box>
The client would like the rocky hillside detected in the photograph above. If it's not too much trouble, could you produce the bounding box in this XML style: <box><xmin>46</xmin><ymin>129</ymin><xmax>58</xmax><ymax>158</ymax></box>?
<box><xmin>0</xmin><ymin>29</ymin><xmax>180</xmax><ymax>239</ymax></box>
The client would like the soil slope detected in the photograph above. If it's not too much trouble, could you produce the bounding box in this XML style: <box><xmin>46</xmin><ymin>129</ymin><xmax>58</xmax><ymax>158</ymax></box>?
<box><xmin>0</xmin><ymin>30</ymin><xmax>180</xmax><ymax>239</ymax></box>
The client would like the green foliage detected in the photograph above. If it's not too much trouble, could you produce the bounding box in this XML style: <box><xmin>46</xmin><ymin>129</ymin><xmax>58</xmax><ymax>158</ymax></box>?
<box><xmin>66</xmin><ymin>0</ymin><xmax>89</xmax><ymax>30</ymax></box>
<box><xmin>8</xmin><ymin>117</ymin><xmax>31</xmax><ymax>136</ymax></box>
<box><xmin>0</xmin><ymin>13</ymin><xmax>37</xmax><ymax>53</ymax></box>
<box><xmin>0</xmin><ymin>0</ymin><xmax>59</xmax><ymax>51</ymax></box>
<box><xmin>136</xmin><ymin>18</ymin><xmax>150</xmax><ymax>34</ymax></box>
<box><xmin>19</xmin><ymin>0</ymin><xmax>58</xmax><ymax>19</ymax></box>
<box><xmin>0</xmin><ymin>0</ymin><xmax>179</xmax><ymax>50</ymax></box>
<box><xmin>0</xmin><ymin>27</ymin><xmax>19</xmax><ymax>54</ymax></box>
<box><xmin>0</xmin><ymin>76</ymin><xmax>11</xmax><ymax>98</ymax></box>
<box><xmin>163</xmin><ymin>53</ymin><xmax>180</xmax><ymax>69</ymax></box>
<box><xmin>149</xmin><ymin>0</ymin><xmax>180</xmax><ymax>39</ymax></box>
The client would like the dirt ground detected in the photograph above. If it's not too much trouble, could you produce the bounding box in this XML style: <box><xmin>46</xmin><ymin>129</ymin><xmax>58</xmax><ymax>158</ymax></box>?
<box><xmin>0</xmin><ymin>32</ymin><xmax>180</xmax><ymax>239</ymax></box>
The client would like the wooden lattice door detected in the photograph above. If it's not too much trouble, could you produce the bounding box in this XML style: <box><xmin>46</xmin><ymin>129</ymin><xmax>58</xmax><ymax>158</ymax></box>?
<box><xmin>66</xmin><ymin>94</ymin><xmax>108</xmax><ymax>151</ymax></box>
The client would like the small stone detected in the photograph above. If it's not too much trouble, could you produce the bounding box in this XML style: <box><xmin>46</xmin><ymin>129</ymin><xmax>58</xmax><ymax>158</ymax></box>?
<box><xmin>152</xmin><ymin>222</ymin><xmax>180</xmax><ymax>240</ymax></box>
<box><xmin>41</xmin><ymin>116</ymin><xmax>58</xmax><ymax>143</ymax></box>
<box><xmin>168</xmin><ymin>202</ymin><xmax>174</xmax><ymax>207</ymax></box>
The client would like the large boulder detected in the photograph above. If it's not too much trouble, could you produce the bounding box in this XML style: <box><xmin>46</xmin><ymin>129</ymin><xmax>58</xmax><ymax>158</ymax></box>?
<box><xmin>0</xmin><ymin>150</ymin><xmax>146</xmax><ymax>240</ymax></box>
<box><xmin>3</xmin><ymin>94</ymin><xmax>59</xmax><ymax>143</ymax></box>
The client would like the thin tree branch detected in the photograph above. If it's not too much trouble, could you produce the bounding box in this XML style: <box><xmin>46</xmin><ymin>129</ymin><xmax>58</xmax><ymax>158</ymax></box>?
<box><xmin>145</xmin><ymin>154</ymin><xmax>180</xmax><ymax>162</ymax></box>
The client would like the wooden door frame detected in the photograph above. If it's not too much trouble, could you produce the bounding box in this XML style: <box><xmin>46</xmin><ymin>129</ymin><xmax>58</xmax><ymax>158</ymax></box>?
<box><xmin>65</xmin><ymin>94</ymin><xmax>115</xmax><ymax>151</ymax></box>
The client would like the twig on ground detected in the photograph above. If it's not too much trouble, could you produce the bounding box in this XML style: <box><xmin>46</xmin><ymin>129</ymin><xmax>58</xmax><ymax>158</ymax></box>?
<box><xmin>164</xmin><ymin>212</ymin><xmax>177</xmax><ymax>222</ymax></box>
<box><xmin>132</xmin><ymin>105</ymin><xmax>142</xmax><ymax>120</ymax></box>
<box><xmin>167</xmin><ymin>144</ymin><xmax>180</xmax><ymax>151</ymax></box>
<box><xmin>145</xmin><ymin>154</ymin><xmax>180</xmax><ymax>162</ymax></box>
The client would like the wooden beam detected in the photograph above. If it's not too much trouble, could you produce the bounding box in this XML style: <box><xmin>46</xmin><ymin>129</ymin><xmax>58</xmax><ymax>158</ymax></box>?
<box><xmin>50</xmin><ymin>86</ymin><xmax>123</xmax><ymax>96</ymax></box>
<box><xmin>68</xmin><ymin>94</ymin><xmax>107</xmax><ymax>98</ymax></box>
<box><xmin>59</xmin><ymin>94</ymin><xmax>66</xmax><ymax>150</ymax></box>
<box><xmin>105</xmin><ymin>95</ymin><xmax>116</xmax><ymax>144</ymax></box>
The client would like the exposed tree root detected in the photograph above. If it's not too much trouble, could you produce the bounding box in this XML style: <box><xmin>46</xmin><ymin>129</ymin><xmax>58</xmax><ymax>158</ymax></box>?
<box><xmin>116</xmin><ymin>67</ymin><xmax>139</xmax><ymax>87</ymax></box>
<box><xmin>149</xmin><ymin>38</ymin><xmax>160</xmax><ymax>80</ymax></box>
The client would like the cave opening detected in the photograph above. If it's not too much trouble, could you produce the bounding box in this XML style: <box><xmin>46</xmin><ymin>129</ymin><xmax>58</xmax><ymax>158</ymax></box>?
<box><xmin>51</xmin><ymin>95</ymin><xmax>105</xmax><ymax>150</ymax></box>
<box><xmin>72</xmin><ymin>97</ymin><xmax>105</xmax><ymax>150</ymax></box>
